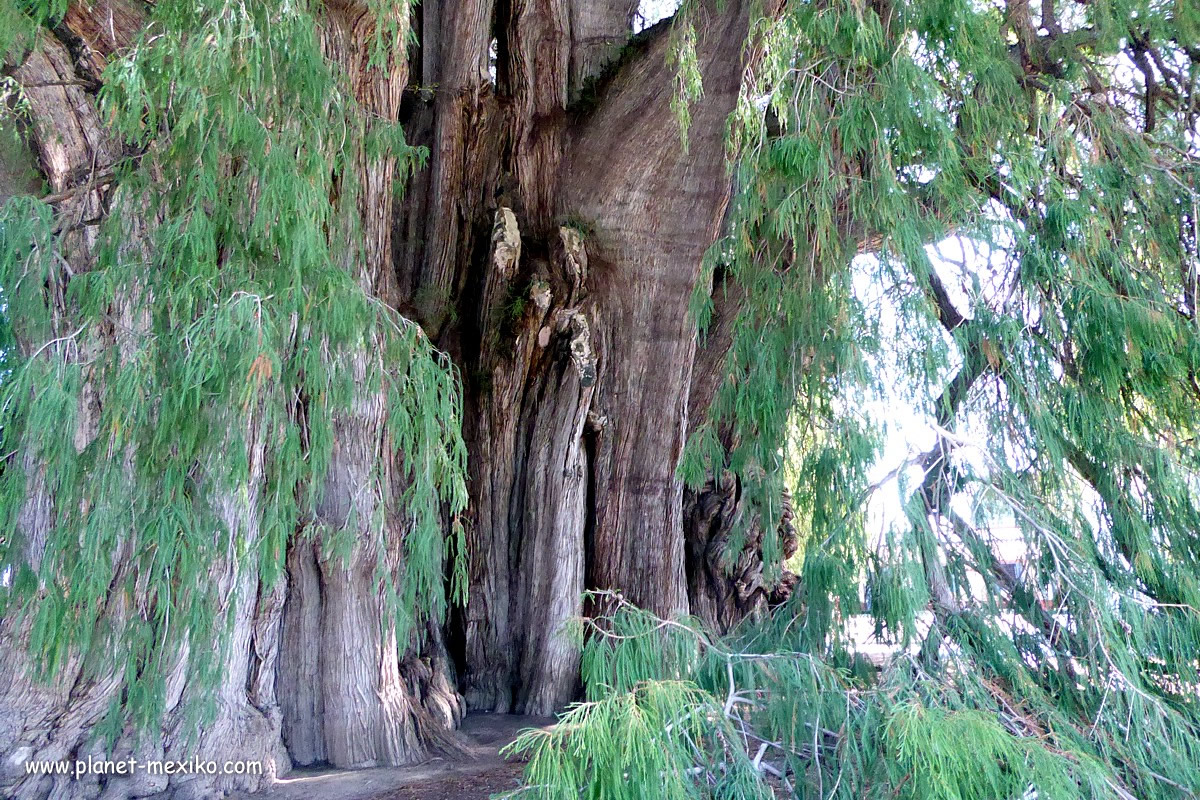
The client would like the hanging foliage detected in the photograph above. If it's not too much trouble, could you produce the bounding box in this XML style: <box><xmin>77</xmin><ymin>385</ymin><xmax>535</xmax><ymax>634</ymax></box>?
<box><xmin>0</xmin><ymin>0</ymin><xmax>467</xmax><ymax>732</ymax></box>
<box><xmin>529</xmin><ymin>0</ymin><xmax>1200</xmax><ymax>796</ymax></box>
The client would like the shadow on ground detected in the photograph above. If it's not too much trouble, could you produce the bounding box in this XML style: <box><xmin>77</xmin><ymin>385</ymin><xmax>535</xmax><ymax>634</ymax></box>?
<box><xmin>244</xmin><ymin>714</ymin><xmax>553</xmax><ymax>800</ymax></box>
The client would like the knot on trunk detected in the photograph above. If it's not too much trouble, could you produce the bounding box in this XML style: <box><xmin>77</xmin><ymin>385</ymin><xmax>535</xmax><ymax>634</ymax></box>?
<box><xmin>684</xmin><ymin>473</ymin><xmax>800</xmax><ymax>633</ymax></box>
<box><xmin>552</xmin><ymin>310</ymin><xmax>597</xmax><ymax>387</ymax></box>
<box><xmin>492</xmin><ymin>207</ymin><xmax>522</xmax><ymax>275</ymax></box>
<box><xmin>556</xmin><ymin>225</ymin><xmax>589</xmax><ymax>303</ymax></box>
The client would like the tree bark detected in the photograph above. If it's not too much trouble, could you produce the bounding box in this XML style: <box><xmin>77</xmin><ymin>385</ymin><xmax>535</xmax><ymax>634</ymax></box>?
<box><xmin>1</xmin><ymin>0</ymin><xmax>799</xmax><ymax>795</ymax></box>
<box><xmin>1</xmin><ymin>23</ymin><xmax>291</xmax><ymax>800</ymax></box>
<box><xmin>684</xmin><ymin>475</ymin><xmax>799</xmax><ymax>634</ymax></box>
<box><xmin>448</xmin><ymin>0</ymin><xmax>777</xmax><ymax>715</ymax></box>
<box><xmin>1</xmin><ymin>2</ymin><xmax>461</xmax><ymax>797</ymax></box>
<box><xmin>565</xmin><ymin>4</ymin><xmax>752</xmax><ymax>621</ymax></box>
<box><xmin>273</xmin><ymin>3</ymin><xmax>466</xmax><ymax>771</ymax></box>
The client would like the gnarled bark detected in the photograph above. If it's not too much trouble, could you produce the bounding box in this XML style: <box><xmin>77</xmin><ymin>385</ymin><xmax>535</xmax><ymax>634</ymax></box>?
<box><xmin>564</xmin><ymin>3</ymin><xmax>751</xmax><ymax>622</ymax></box>
<box><xmin>684</xmin><ymin>475</ymin><xmax>799</xmax><ymax>634</ymax></box>
<box><xmin>1</xmin><ymin>2</ymin><xmax>461</xmax><ymax>796</ymax></box>
<box><xmin>2</xmin><ymin>0</ymin><xmax>801</xmax><ymax>794</ymax></box>
<box><xmin>271</xmin><ymin>2</ymin><xmax>466</xmax><ymax>771</ymax></box>
<box><xmin>453</xmin><ymin>0</ymin><xmax>767</xmax><ymax>715</ymax></box>
<box><xmin>1</xmin><ymin>28</ymin><xmax>291</xmax><ymax>800</ymax></box>
<box><xmin>460</xmin><ymin>211</ymin><xmax>597</xmax><ymax>714</ymax></box>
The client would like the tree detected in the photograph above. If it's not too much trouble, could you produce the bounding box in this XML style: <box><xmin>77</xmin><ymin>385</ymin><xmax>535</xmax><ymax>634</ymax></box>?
<box><xmin>0</xmin><ymin>0</ymin><xmax>1198</xmax><ymax>798</ymax></box>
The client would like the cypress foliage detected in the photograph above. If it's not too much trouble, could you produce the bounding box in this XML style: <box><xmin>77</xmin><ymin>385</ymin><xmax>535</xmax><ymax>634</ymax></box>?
<box><xmin>0</xmin><ymin>0</ymin><xmax>467</xmax><ymax>732</ymax></box>
<box><xmin>528</xmin><ymin>0</ymin><xmax>1200</xmax><ymax>796</ymax></box>
<box><xmin>1</xmin><ymin>0</ymin><xmax>1198</xmax><ymax>795</ymax></box>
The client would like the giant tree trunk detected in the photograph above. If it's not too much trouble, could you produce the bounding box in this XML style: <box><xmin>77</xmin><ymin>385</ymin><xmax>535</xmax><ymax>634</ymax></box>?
<box><xmin>430</xmin><ymin>0</ymin><xmax>765</xmax><ymax>715</ymax></box>
<box><xmin>0</xmin><ymin>0</ymin><xmax>797</xmax><ymax>796</ymax></box>
<box><xmin>0</xmin><ymin>19</ymin><xmax>292</xmax><ymax>799</ymax></box>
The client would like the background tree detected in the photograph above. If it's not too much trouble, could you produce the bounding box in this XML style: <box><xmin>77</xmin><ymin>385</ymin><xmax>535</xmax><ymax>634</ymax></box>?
<box><xmin>0</xmin><ymin>0</ymin><xmax>1198</xmax><ymax>799</ymax></box>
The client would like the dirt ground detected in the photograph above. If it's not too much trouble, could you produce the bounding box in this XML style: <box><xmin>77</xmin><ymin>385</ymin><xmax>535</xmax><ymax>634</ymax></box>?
<box><xmin>249</xmin><ymin>714</ymin><xmax>552</xmax><ymax>800</ymax></box>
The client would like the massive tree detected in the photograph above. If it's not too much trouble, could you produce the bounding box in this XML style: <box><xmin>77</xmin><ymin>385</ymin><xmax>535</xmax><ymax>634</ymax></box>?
<box><xmin>0</xmin><ymin>1</ymin><xmax>792</xmax><ymax>796</ymax></box>
<box><xmin>0</xmin><ymin>0</ymin><xmax>1198</xmax><ymax>798</ymax></box>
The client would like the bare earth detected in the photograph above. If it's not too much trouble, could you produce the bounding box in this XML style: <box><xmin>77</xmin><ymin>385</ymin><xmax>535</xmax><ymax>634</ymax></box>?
<box><xmin>243</xmin><ymin>715</ymin><xmax>552</xmax><ymax>800</ymax></box>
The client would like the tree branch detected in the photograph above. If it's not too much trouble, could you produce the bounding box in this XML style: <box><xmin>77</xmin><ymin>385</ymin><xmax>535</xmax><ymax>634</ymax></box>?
<box><xmin>40</xmin><ymin>172</ymin><xmax>115</xmax><ymax>205</ymax></box>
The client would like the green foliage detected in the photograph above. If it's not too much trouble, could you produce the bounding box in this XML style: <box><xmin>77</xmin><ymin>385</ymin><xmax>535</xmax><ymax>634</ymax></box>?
<box><xmin>667</xmin><ymin>8</ymin><xmax>703</xmax><ymax>152</ymax></box>
<box><xmin>506</xmin><ymin>680</ymin><xmax>767</xmax><ymax>800</ymax></box>
<box><xmin>0</xmin><ymin>0</ymin><xmax>466</xmax><ymax>733</ymax></box>
<box><xmin>510</xmin><ymin>595</ymin><xmax>1192</xmax><ymax>800</ymax></box>
<box><xmin>551</xmin><ymin>0</ymin><xmax>1200</xmax><ymax>796</ymax></box>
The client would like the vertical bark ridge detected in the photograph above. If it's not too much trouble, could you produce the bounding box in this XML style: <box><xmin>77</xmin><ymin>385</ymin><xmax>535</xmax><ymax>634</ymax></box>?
<box><xmin>277</xmin><ymin>541</ymin><xmax>327</xmax><ymax>765</ymax></box>
<box><xmin>276</xmin><ymin>1</ymin><xmax>464</xmax><ymax>770</ymax></box>
<box><xmin>460</xmin><ymin>209</ymin><xmax>525</xmax><ymax>712</ymax></box>
<box><xmin>462</xmin><ymin>212</ymin><xmax>597</xmax><ymax>714</ymax></box>
<box><xmin>322</xmin><ymin>0</ymin><xmax>408</xmax><ymax>302</ymax></box>
<box><xmin>159</xmin><ymin>414</ymin><xmax>290</xmax><ymax>800</ymax></box>
<box><xmin>565</xmin><ymin>0</ymin><xmax>750</xmax><ymax>619</ymax></box>
<box><xmin>508</xmin><ymin>229</ymin><xmax>596</xmax><ymax>713</ymax></box>
<box><xmin>458</xmin><ymin>2</ymin><xmax>755</xmax><ymax>711</ymax></box>
<box><xmin>418</xmin><ymin>0</ymin><xmax>498</xmax><ymax>329</ymax></box>
<box><xmin>0</xmin><ymin>31</ymin><xmax>131</xmax><ymax>800</ymax></box>
<box><xmin>2</xmin><ymin>28</ymin><xmax>293</xmax><ymax>798</ymax></box>
<box><xmin>502</xmin><ymin>0</ymin><xmax>570</xmax><ymax>227</ymax></box>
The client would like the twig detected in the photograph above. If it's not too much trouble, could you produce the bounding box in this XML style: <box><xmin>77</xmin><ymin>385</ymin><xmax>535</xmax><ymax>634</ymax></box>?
<box><xmin>41</xmin><ymin>173</ymin><xmax>116</xmax><ymax>205</ymax></box>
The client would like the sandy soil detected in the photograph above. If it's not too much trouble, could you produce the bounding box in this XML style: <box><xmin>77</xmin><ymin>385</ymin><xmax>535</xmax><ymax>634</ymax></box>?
<box><xmin>244</xmin><ymin>714</ymin><xmax>552</xmax><ymax>800</ymax></box>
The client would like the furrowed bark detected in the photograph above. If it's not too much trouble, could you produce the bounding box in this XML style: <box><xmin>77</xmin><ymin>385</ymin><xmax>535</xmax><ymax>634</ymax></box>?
<box><xmin>566</xmin><ymin>1</ymin><xmax>752</xmax><ymax>620</ymax></box>
<box><xmin>307</xmin><ymin>359</ymin><xmax>426</xmax><ymax>768</ymax></box>
<box><xmin>2</xmin><ymin>2</ymin><xmax>464</xmax><ymax>795</ymax></box>
<box><xmin>156</xmin><ymin>414</ymin><xmax>290</xmax><ymax>800</ymax></box>
<box><xmin>413</xmin><ymin>0</ymin><xmax>497</xmax><ymax>330</ymax></box>
<box><xmin>461</xmin><ymin>210</ymin><xmax>597</xmax><ymax>714</ymax></box>
<box><xmin>456</xmin><ymin>0</ymin><xmax>766</xmax><ymax>714</ymax></box>
<box><xmin>1</xmin><ymin>24</ymin><xmax>290</xmax><ymax>800</ymax></box>
<box><xmin>455</xmin><ymin>0</ymin><xmax>613</xmax><ymax>713</ymax></box>
<box><xmin>684</xmin><ymin>475</ymin><xmax>799</xmax><ymax>634</ymax></box>
<box><xmin>277</xmin><ymin>541</ymin><xmax>327</xmax><ymax>766</ymax></box>
<box><xmin>682</xmin><ymin>267</ymin><xmax>801</xmax><ymax>633</ymax></box>
<box><xmin>288</xmin><ymin>353</ymin><xmax>463</xmax><ymax>768</ymax></box>
<box><xmin>0</xmin><ymin>30</ymin><xmax>136</xmax><ymax>800</ymax></box>
<box><xmin>2</xmin><ymin>0</ymin><xmax>806</xmax><ymax>791</ymax></box>
<box><xmin>277</xmin><ymin>0</ymin><xmax>465</xmax><ymax>770</ymax></box>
